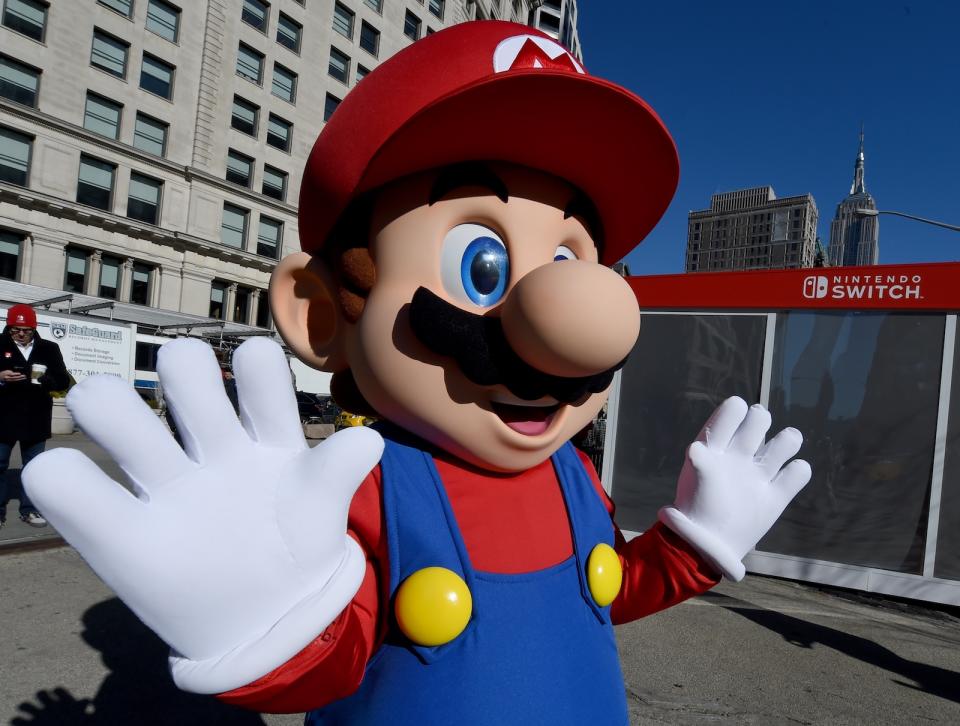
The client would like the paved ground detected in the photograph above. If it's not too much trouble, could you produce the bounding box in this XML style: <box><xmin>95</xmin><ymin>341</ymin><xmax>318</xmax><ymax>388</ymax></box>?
<box><xmin>2</xmin><ymin>434</ymin><xmax>959</xmax><ymax>724</ymax></box>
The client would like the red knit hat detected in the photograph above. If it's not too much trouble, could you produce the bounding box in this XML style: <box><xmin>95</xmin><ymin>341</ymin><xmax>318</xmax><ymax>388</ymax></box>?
<box><xmin>6</xmin><ymin>304</ymin><xmax>37</xmax><ymax>329</ymax></box>
<box><xmin>299</xmin><ymin>20</ymin><xmax>679</xmax><ymax>266</ymax></box>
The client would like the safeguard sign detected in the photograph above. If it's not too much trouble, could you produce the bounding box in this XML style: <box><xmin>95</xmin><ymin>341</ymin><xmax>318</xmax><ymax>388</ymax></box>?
<box><xmin>627</xmin><ymin>261</ymin><xmax>959</xmax><ymax>312</ymax></box>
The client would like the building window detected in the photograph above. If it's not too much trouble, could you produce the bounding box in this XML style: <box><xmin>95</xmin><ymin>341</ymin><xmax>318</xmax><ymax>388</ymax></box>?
<box><xmin>226</xmin><ymin>149</ymin><xmax>253</xmax><ymax>187</ymax></box>
<box><xmin>133</xmin><ymin>113</ymin><xmax>167</xmax><ymax>156</ymax></box>
<box><xmin>363</xmin><ymin>0</ymin><xmax>382</xmax><ymax>13</ymax></box>
<box><xmin>209</xmin><ymin>280</ymin><xmax>226</xmax><ymax>319</ymax></box>
<box><xmin>146</xmin><ymin>0</ymin><xmax>180</xmax><ymax>42</ymax></box>
<box><xmin>234</xmin><ymin>286</ymin><xmax>251</xmax><ymax>323</ymax></box>
<box><xmin>91</xmin><ymin>30</ymin><xmax>130</xmax><ymax>78</ymax></box>
<box><xmin>2</xmin><ymin>0</ymin><xmax>47</xmax><ymax>42</ymax></box>
<box><xmin>255</xmin><ymin>291</ymin><xmax>270</xmax><ymax>328</ymax></box>
<box><xmin>404</xmin><ymin>10</ymin><xmax>421</xmax><ymax>40</ymax></box>
<box><xmin>0</xmin><ymin>55</ymin><xmax>39</xmax><ymax>107</ymax></box>
<box><xmin>231</xmin><ymin>96</ymin><xmax>258</xmax><ymax>136</ymax></box>
<box><xmin>266</xmin><ymin>114</ymin><xmax>291</xmax><ymax>151</ymax></box>
<box><xmin>359</xmin><ymin>21</ymin><xmax>379</xmax><ymax>57</ymax></box>
<box><xmin>429</xmin><ymin>0</ymin><xmax>444</xmax><ymax>19</ymax></box>
<box><xmin>271</xmin><ymin>63</ymin><xmax>297</xmax><ymax>102</ymax></box>
<box><xmin>76</xmin><ymin>155</ymin><xmax>116</xmax><ymax>211</ymax></box>
<box><xmin>332</xmin><ymin>2</ymin><xmax>353</xmax><ymax>39</ymax></box>
<box><xmin>276</xmin><ymin>13</ymin><xmax>301</xmax><ymax>53</ymax></box>
<box><xmin>99</xmin><ymin>254</ymin><xmax>121</xmax><ymax>299</ymax></box>
<box><xmin>236</xmin><ymin>43</ymin><xmax>264</xmax><ymax>84</ymax></box>
<box><xmin>257</xmin><ymin>216</ymin><xmax>282</xmax><ymax>258</ymax></box>
<box><xmin>241</xmin><ymin>0</ymin><xmax>268</xmax><ymax>32</ymax></box>
<box><xmin>356</xmin><ymin>64</ymin><xmax>369</xmax><ymax>82</ymax></box>
<box><xmin>130</xmin><ymin>262</ymin><xmax>151</xmax><ymax>305</ymax></box>
<box><xmin>141</xmin><ymin>54</ymin><xmax>174</xmax><ymax>99</ymax></box>
<box><xmin>261</xmin><ymin>165</ymin><xmax>286</xmax><ymax>201</ymax></box>
<box><xmin>328</xmin><ymin>47</ymin><xmax>349</xmax><ymax>84</ymax></box>
<box><xmin>0</xmin><ymin>126</ymin><xmax>31</xmax><ymax>186</ymax></box>
<box><xmin>221</xmin><ymin>203</ymin><xmax>248</xmax><ymax>248</ymax></box>
<box><xmin>83</xmin><ymin>93</ymin><xmax>122</xmax><ymax>139</ymax></box>
<box><xmin>0</xmin><ymin>230</ymin><xmax>21</xmax><ymax>280</ymax></box>
<box><xmin>323</xmin><ymin>93</ymin><xmax>340</xmax><ymax>122</ymax></box>
<box><xmin>98</xmin><ymin>0</ymin><xmax>132</xmax><ymax>17</ymax></box>
<box><xmin>127</xmin><ymin>172</ymin><xmax>162</xmax><ymax>224</ymax></box>
<box><xmin>64</xmin><ymin>247</ymin><xmax>89</xmax><ymax>293</ymax></box>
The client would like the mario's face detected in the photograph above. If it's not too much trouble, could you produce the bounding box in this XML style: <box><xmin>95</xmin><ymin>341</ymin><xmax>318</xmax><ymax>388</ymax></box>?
<box><xmin>273</xmin><ymin>163</ymin><xmax>640</xmax><ymax>472</ymax></box>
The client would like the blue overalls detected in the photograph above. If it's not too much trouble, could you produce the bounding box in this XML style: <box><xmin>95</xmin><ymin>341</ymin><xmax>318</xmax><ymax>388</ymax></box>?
<box><xmin>306</xmin><ymin>428</ymin><xmax>629</xmax><ymax>725</ymax></box>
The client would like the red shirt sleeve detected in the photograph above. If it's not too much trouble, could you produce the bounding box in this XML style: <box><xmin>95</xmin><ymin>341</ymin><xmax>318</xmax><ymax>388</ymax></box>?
<box><xmin>217</xmin><ymin>467</ymin><xmax>388</xmax><ymax>714</ymax></box>
<box><xmin>572</xmin><ymin>450</ymin><xmax>720</xmax><ymax>624</ymax></box>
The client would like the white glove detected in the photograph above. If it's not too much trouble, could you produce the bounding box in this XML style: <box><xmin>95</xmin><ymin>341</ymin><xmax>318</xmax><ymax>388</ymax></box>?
<box><xmin>658</xmin><ymin>396</ymin><xmax>811</xmax><ymax>582</ymax></box>
<box><xmin>23</xmin><ymin>337</ymin><xmax>383</xmax><ymax>694</ymax></box>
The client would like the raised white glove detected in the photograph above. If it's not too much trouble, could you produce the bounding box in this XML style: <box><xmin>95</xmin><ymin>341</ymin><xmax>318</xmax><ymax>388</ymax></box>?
<box><xmin>23</xmin><ymin>337</ymin><xmax>383</xmax><ymax>694</ymax></box>
<box><xmin>658</xmin><ymin>396</ymin><xmax>811</xmax><ymax>582</ymax></box>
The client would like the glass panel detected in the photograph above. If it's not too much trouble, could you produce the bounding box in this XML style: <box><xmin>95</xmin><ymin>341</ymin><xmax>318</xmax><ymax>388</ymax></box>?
<box><xmin>272</xmin><ymin>64</ymin><xmax>296</xmax><ymax>102</ymax></box>
<box><xmin>333</xmin><ymin>3</ymin><xmax>353</xmax><ymax>39</ymax></box>
<box><xmin>356</xmin><ymin>65</ymin><xmax>368</xmax><ymax>82</ymax></box>
<box><xmin>221</xmin><ymin>204</ymin><xmax>247</xmax><ymax>248</ymax></box>
<box><xmin>127</xmin><ymin>172</ymin><xmax>161</xmax><ymax>224</ymax></box>
<box><xmin>234</xmin><ymin>287</ymin><xmax>250</xmax><ymax>323</ymax></box>
<box><xmin>328</xmin><ymin>48</ymin><xmax>349</xmax><ymax>83</ymax></box>
<box><xmin>323</xmin><ymin>94</ymin><xmax>339</xmax><ymax>122</ymax></box>
<box><xmin>360</xmin><ymin>22</ymin><xmax>379</xmax><ymax>56</ymax></box>
<box><xmin>262</xmin><ymin>165</ymin><xmax>286</xmax><ymax>201</ymax></box>
<box><xmin>266</xmin><ymin>115</ymin><xmax>290</xmax><ymax>151</ymax></box>
<box><xmin>99</xmin><ymin>255</ymin><xmax>120</xmax><ymax>299</ymax></box>
<box><xmin>256</xmin><ymin>291</ymin><xmax>270</xmax><ymax>328</ymax></box>
<box><xmin>0</xmin><ymin>126</ymin><xmax>31</xmax><ymax>186</ymax></box>
<box><xmin>277</xmin><ymin>14</ymin><xmax>301</xmax><ymax>52</ymax></box>
<box><xmin>3</xmin><ymin>0</ymin><xmax>46</xmax><ymax>41</ymax></box>
<box><xmin>130</xmin><ymin>263</ymin><xmax>151</xmax><ymax>305</ymax></box>
<box><xmin>760</xmin><ymin>312</ymin><xmax>945</xmax><ymax>574</ymax></box>
<box><xmin>91</xmin><ymin>32</ymin><xmax>128</xmax><ymax>78</ymax></box>
<box><xmin>146</xmin><ymin>0</ymin><xmax>179</xmax><ymax>42</ymax></box>
<box><xmin>257</xmin><ymin>217</ymin><xmax>281</xmax><ymax>258</ymax></box>
<box><xmin>610</xmin><ymin>314</ymin><xmax>767</xmax><ymax>533</ymax></box>
<box><xmin>140</xmin><ymin>55</ymin><xmax>174</xmax><ymax>99</ymax></box>
<box><xmin>0</xmin><ymin>55</ymin><xmax>39</xmax><ymax>107</ymax></box>
<box><xmin>241</xmin><ymin>0</ymin><xmax>268</xmax><ymax>32</ymax></box>
<box><xmin>231</xmin><ymin>97</ymin><xmax>257</xmax><ymax>135</ymax></box>
<box><xmin>133</xmin><ymin>113</ymin><xmax>167</xmax><ymax>156</ymax></box>
<box><xmin>226</xmin><ymin>150</ymin><xmax>252</xmax><ymax>186</ymax></box>
<box><xmin>0</xmin><ymin>230</ymin><xmax>21</xmax><ymax>280</ymax></box>
<box><xmin>936</xmin><ymin>331</ymin><xmax>960</xmax><ymax>580</ymax></box>
<box><xmin>429</xmin><ymin>0</ymin><xmax>443</xmax><ymax>19</ymax></box>
<box><xmin>236</xmin><ymin>44</ymin><xmax>263</xmax><ymax>83</ymax></box>
<box><xmin>363</xmin><ymin>0</ymin><xmax>382</xmax><ymax>12</ymax></box>
<box><xmin>83</xmin><ymin>94</ymin><xmax>122</xmax><ymax>139</ymax></box>
<box><xmin>77</xmin><ymin>156</ymin><xmax>116</xmax><ymax>210</ymax></box>
<box><xmin>209</xmin><ymin>281</ymin><xmax>226</xmax><ymax>319</ymax></box>
<box><xmin>98</xmin><ymin>0</ymin><xmax>132</xmax><ymax>17</ymax></box>
<box><xmin>404</xmin><ymin>11</ymin><xmax>420</xmax><ymax>40</ymax></box>
<box><xmin>64</xmin><ymin>248</ymin><xmax>88</xmax><ymax>292</ymax></box>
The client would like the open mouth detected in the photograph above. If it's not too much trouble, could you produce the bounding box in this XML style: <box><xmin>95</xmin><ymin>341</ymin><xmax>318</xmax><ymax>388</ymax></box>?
<box><xmin>490</xmin><ymin>397</ymin><xmax>562</xmax><ymax>436</ymax></box>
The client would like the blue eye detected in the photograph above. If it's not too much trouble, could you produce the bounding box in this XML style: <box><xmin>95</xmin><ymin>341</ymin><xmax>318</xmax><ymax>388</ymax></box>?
<box><xmin>554</xmin><ymin>245</ymin><xmax>577</xmax><ymax>262</ymax></box>
<box><xmin>441</xmin><ymin>224</ymin><xmax>510</xmax><ymax>307</ymax></box>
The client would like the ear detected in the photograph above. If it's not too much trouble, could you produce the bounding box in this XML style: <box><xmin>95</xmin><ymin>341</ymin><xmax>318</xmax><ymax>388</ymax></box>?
<box><xmin>269</xmin><ymin>252</ymin><xmax>349</xmax><ymax>372</ymax></box>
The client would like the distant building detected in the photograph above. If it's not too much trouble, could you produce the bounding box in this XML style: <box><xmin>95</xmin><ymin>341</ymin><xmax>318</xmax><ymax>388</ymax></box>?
<box><xmin>685</xmin><ymin>186</ymin><xmax>819</xmax><ymax>273</ymax></box>
<box><xmin>828</xmin><ymin>130</ymin><xmax>879</xmax><ymax>266</ymax></box>
<box><xmin>529</xmin><ymin>0</ymin><xmax>581</xmax><ymax>60</ymax></box>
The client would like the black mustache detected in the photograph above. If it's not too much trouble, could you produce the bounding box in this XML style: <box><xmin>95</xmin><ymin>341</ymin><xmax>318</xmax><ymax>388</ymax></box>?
<box><xmin>409</xmin><ymin>287</ymin><xmax>622</xmax><ymax>403</ymax></box>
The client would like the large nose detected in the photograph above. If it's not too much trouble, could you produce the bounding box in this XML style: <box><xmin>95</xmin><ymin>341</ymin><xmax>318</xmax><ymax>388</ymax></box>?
<box><xmin>500</xmin><ymin>261</ymin><xmax>640</xmax><ymax>379</ymax></box>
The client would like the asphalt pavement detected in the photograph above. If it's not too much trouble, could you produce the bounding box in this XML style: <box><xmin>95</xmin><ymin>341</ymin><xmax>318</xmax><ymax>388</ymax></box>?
<box><xmin>1</xmin><ymin>434</ymin><xmax>959</xmax><ymax>725</ymax></box>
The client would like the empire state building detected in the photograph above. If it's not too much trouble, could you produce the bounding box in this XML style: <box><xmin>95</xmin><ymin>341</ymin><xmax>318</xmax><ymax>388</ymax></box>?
<box><xmin>828</xmin><ymin>131</ymin><xmax>879</xmax><ymax>266</ymax></box>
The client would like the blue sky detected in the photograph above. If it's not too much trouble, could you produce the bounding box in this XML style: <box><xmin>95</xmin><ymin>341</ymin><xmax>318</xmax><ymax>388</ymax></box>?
<box><xmin>577</xmin><ymin>1</ymin><xmax>960</xmax><ymax>275</ymax></box>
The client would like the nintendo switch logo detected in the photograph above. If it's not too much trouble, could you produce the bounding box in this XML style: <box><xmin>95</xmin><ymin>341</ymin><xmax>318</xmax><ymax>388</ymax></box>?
<box><xmin>802</xmin><ymin>276</ymin><xmax>829</xmax><ymax>299</ymax></box>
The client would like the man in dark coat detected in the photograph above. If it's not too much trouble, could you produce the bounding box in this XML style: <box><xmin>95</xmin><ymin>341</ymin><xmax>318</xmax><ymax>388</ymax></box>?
<box><xmin>0</xmin><ymin>304</ymin><xmax>70</xmax><ymax>527</ymax></box>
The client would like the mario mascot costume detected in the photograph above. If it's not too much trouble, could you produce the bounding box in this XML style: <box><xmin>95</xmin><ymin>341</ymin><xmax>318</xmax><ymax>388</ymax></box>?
<box><xmin>24</xmin><ymin>21</ymin><xmax>811</xmax><ymax>725</ymax></box>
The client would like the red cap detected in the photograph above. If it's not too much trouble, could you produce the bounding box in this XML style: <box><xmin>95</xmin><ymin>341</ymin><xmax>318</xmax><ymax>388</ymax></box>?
<box><xmin>6</xmin><ymin>304</ymin><xmax>37</xmax><ymax>329</ymax></box>
<box><xmin>299</xmin><ymin>20</ymin><xmax>679</xmax><ymax>266</ymax></box>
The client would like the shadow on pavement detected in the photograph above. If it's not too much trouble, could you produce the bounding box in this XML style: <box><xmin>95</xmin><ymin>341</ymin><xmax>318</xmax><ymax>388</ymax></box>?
<box><xmin>702</xmin><ymin>589</ymin><xmax>960</xmax><ymax>706</ymax></box>
<box><xmin>11</xmin><ymin>598</ymin><xmax>268</xmax><ymax>725</ymax></box>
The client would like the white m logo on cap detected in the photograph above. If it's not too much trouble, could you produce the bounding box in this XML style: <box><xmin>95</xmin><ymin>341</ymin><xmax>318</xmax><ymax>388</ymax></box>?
<box><xmin>493</xmin><ymin>35</ymin><xmax>584</xmax><ymax>75</ymax></box>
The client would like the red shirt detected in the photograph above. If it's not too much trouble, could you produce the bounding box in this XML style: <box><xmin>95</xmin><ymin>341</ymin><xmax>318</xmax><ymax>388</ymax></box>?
<box><xmin>220</xmin><ymin>448</ymin><xmax>719</xmax><ymax>713</ymax></box>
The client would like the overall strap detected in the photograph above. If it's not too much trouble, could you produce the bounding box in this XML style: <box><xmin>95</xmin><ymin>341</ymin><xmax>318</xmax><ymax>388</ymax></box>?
<box><xmin>550</xmin><ymin>441</ymin><xmax>616</xmax><ymax>625</ymax></box>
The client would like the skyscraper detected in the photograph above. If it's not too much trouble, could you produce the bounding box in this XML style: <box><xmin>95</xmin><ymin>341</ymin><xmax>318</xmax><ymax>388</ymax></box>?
<box><xmin>828</xmin><ymin>130</ymin><xmax>879</xmax><ymax>267</ymax></box>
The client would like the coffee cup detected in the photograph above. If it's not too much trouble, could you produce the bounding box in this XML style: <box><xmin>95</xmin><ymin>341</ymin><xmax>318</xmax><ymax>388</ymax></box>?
<box><xmin>30</xmin><ymin>363</ymin><xmax>46</xmax><ymax>384</ymax></box>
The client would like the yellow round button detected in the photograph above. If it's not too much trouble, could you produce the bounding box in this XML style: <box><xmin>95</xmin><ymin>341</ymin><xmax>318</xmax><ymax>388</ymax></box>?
<box><xmin>395</xmin><ymin>567</ymin><xmax>473</xmax><ymax>646</ymax></box>
<box><xmin>587</xmin><ymin>543</ymin><xmax>622</xmax><ymax>607</ymax></box>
